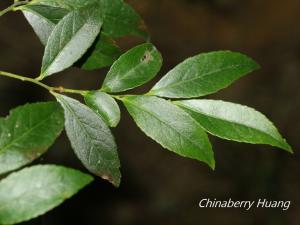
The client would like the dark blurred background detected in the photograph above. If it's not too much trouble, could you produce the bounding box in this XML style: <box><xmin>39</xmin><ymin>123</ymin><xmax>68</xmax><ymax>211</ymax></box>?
<box><xmin>1</xmin><ymin>0</ymin><xmax>300</xmax><ymax>224</ymax></box>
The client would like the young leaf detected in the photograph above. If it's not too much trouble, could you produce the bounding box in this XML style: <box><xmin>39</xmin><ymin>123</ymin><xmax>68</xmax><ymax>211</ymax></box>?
<box><xmin>77</xmin><ymin>34</ymin><xmax>121</xmax><ymax>71</ymax></box>
<box><xmin>122</xmin><ymin>96</ymin><xmax>215</xmax><ymax>169</ymax></box>
<box><xmin>0</xmin><ymin>102</ymin><xmax>64</xmax><ymax>175</ymax></box>
<box><xmin>0</xmin><ymin>165</ymin><xmax>93</xmax><ymax>225</ymax></box>
<box><xmin>55</xmin><ymin>94</ymin><xmax>121</xmax><ymax>187</ymax></box>
<box><xmin>149</xmin><ymin>51</ymin><xmax>260</xmax><ymax>98</ymax></box>
<box><xmin>40</xmin><ymin>7</ymin><xmax>102</xmax><ymax>77</ymax></box>
<box><xmin>102</xmin><ymin>43</ymin><xmax>163</xmax><ymax>93</ymax></box>
<box><xmin>175</xmin><ymin>100</ymin><xmax>292</xmax><ymax>152</ymax></box>
<box><xmin>84</xmin><ymin>91</ymin><xmax>121</xmax><ymax>128</ymax></box>
<box><xmin>22</xmin><ymin>4</ymin><xmax>69</xmax><ymax>45</ymax></box>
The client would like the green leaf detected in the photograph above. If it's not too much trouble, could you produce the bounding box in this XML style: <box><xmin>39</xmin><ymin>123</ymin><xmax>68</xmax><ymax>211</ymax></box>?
<box><xmin>55</xmin><ymin>94</ymin><xmax>121</xmax><ymax>187</ymax></box>
<box><xmin>122</xmin><ymin>96</ymin><xmax>215</xmax><ymax>168</ymax></box>
<box><xmin>22</xmin><ymin>4</ymin><xmax>69</xmax><ymax>45</ymax></box>
<box><xmin>97</xmin><ymin>0</ymin><xmax>149</xmax><ymax>39</ymax></box>
<box><xmin>149</xmin><ymin>51</ymin><xmax>260</xmax><ymax>98</ymax></box>
<box><xmin>78</xmin><ymin>34</ymin><xmax>121</xmax><ymax>71</ymax></box>
<box><xmin>40</xmin><ymin>7</ymin><xmax>102</xmax><ymax>77</ymax></box>
<box><xmin>22</xmin><ymin>6</ymin><xmax>120</xmax><ymax>71</ymax></box>
<box><xmin>0</xmin><ymin>102</ymin><xmax>64</xmax><ymax>175</ymax></box>
<box><xmin>29</xmin><ymin>0</ymin><xmax>149</xmax><ymax>39</ymax></box>
<box><xmin>175</xmin><ymin>100</ymin><xmax>292</xmax><ymax>152</ymax></box>
<box><xmin>102</xmin><ymin>43</ymin><xmax>163</xmax><ymax>93</ymax></box>
<box><xmin>0</xmin><ymin>165</ymin><xmax>93</xmax><ymax>225</ymax></box>
<box><xmin>84</xmin><ymin>91</ymin><xmax>121</xmax><ymax>128</ymax></box>
<box><xmin>23</xmin><ymin>0</ymin><xmax>149</xmax><ymax>70</ymax></box>
<box><xmin>28</xmin><ymin>0</ymin><xmax>98</xmax><ymax>10</ymax></box>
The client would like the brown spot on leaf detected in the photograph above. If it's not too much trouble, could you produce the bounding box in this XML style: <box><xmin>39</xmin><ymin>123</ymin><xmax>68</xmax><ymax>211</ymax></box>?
<box><xmin>141</xmin><ymin>51</ymin><xmax>153</xmax><ymax>63</ymax></box>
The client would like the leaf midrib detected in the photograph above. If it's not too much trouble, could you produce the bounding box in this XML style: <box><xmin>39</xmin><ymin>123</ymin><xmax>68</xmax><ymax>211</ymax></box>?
<box><xmin>42</xmin><ymin>12</ymin><xmax>99</xmax><ymax>76</ymax></box>
<box><xmin>58</xmin><ymin>96</ymin><xmax>105</xmax><ymax>167</ymax></box>
<box><xmin>179</xmin><ymin>103</ymin><xmax>284</xmax><ymax>146</ymax></box>
<box><xmin>58</xmin><ymin>97</ymin><xmax>94</xmax><ymax>146</ymax></box>
<box><xmin>105</xmin><ymin>48</ymin><xmax>156</xmax><ymax>91</ymax></box>
<box><xmin>0</xmin><ymin>108</ymin><xmax>60</xmax><ymax>155</ymax></box>
<box><xmin>152</xmin><ymin>64</ymin><xmax>251</xmax><ymax>93</ymax></box>
<box><xmin>124</xmin><ymin>98</ymin><xmax>211</xmax><ymax>160</ymax></box>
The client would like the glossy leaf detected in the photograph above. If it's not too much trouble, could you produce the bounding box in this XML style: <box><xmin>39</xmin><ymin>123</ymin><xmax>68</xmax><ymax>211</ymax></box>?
<box><xmin>55</xmin><ymin>94</ymin><xmax>121</xmax><ymax>187</ymax></box>
<box><xmin>0</xmin><ymin>165</ymin><xmax>93</xmax><ymax>225</ymax></box>
<box><xmin>149</xmin><ymin>51</ymin><xmax>260</xmax><ymax>98</ymax></box>
<box><xmin>78</xmin><ymin>34</ymin><xmax>121</xmax><ymax>70</ymax></box>
<box><xmin>97</xmin><ymin>0</ymin><xmax>149</xmax><ymax>39</ymax></box>
<box><xmin>102</xmin><ymin>43</ymin><xmax>163</xmax><ymax>93</ymax></box>
<box><xmin>40</xmin><ymin>7</ymin><xmax>102</xmax><ymax>77</ymax></box>
<box><xmin>84</xmin><ymin>91</ymin><xmax>121</xmax><ymax>127</ymax></box>
<box><xmin>176</xmin><ymin>100</ymin><xmax>292</xmax><ymax>152</ymax></box>
<box><xmin>122</xmin><ymin>96</ymin><xmax>215</xmax><ymax>168</ymax></box>
<box><xmin>0</xmin><ymin>102</ymin><xmax>64</xmax><ymax>175</ymax></box>
<box><xmin>22</xmin><ymin>4</ymin><xmax>69</xmax><ymax>45</ymax></box>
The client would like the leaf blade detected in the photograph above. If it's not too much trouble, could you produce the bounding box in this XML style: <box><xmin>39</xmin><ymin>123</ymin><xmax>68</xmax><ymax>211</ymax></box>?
<box><xmin>84</xmin><ymin>91</ymin><xmax>121</xmax><ymax>127</ymax></box>
<box><xmin>150</xmin><ymin>51</ymin><xmax>260</xmax><ymax>98</ymax></box>
<box><xmin>55</xmin><ymin>94</ymin><xmax>121</xmax><ymax>186</ymax></box>
<box><xmin>97</xmin><ymin>0</ymin><xmax>149</xmax><ymax>39</ymax></box>
<box><xmin>102</xmin><ymin>43</ymin><xmax>163</xmax><ymax>93</ymax></box>
<box><xmin>0</xmin><ymin>102</ymin><xmax>64</xmax><ymax>175</ymax></box>
<box><xmin>22</xmin><ymin>5</ymin><xmax>120</xmax><ymax>71</ymax></box>
<box><xmin>29</xmin><ymin>0</ymin><xmax>99</xmax><ymax>10</ymax></box>
<box><xmin>22</xmin><ymin>4</ymin><xmax>69</xmax><ymax>45</ymax></box>
<box><xmin>23</xmin><ymin>0</ymin><xmax>150</xmax><ymax>70</ymax></box>
<box><xmin>77</xmin><ymin>34</ymin><xmax>121</xmax><ymax>70</ymax></box>
<box><xmin>0</xmin><ymin>165</ymin><xmax>93</xmax><ymax>225</ymax></box>
<box><xmin>40</xmin><ymin>7</ymin><xmax>102</xmax><ymax>77</ymax></box>
<box><xmin>122</xmin><ymin>96</ymin><xmax>215</xmax><ymax>168</ymax></box>
<box><xmin>27</xmin><ymin>0</ymin><xmax>149</xmax><ymax>39</ymax></box>
<box><xmin>175</xmin><ymin>100</ymin><xmax>292</xmax><ymax>152</ymax></box>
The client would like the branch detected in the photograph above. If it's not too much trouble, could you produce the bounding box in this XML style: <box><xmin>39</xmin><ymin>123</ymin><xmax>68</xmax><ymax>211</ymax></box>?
<box><xmin>0</xmin><ymin>0</ymin><xmax>29</xmax><ymax>17</ymax></box>
<box><xmin>0</xmin><ymin>71</ymin><xmax>89</xmax><ymax>95</ymax></box>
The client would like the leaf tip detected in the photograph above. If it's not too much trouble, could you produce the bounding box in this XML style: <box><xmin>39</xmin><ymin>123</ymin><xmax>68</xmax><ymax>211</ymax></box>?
<box><xmin>100</xmin><ymin>173</ymin><xmax>121</xmax><ymax>188</ymax></box>
<box><xmin>207</xmin><ymin>159</ymin><xmax>216</xmax><ymax>171</ymax></box>
<box><xmin>281</xmin><ymin>141</ymin><xmax>293</xmax><ymax>154</ymax></box>
<box><xmin>251</xmin><ymin>60</ymin><xmax>261</xmax><ymax>72</ymax></box>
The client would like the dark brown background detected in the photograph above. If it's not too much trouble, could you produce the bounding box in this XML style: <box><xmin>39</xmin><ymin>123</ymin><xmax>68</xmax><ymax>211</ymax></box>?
<box><xmin>0</xmin><ymin>0</ymin><xmax>299</xmax><ymax>224</ymax></box>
